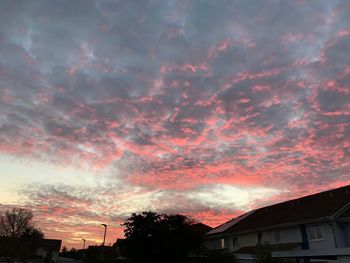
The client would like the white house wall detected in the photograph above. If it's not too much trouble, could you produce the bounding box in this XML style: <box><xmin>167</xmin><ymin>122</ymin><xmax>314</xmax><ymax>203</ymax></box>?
<box><xmin>307</xmin><ymin>223</ymin><xmax>336</xmax><ymax>250</ymax></box>
<box><xmin>261</xmin><ymin>226</ymin><xmax>302</xmax><ymax>245</ymax></box>
<box><xmin>207</xmin><ymin>222</ymin><xmax>350</xmax><ymax>263</ymax></box>
<box><xmin>342</xmin><ymin>223</ymin><xmax>350</xmax><ymax>247</ymax></box>
<box><xmin>208</xmin><ymin>224</ymin><xmax>338</xmax><ymax>250</ymax></box>
<box><xmin>227</xmin><ymin>226</ymin><xmax>303</xmax><ymax>252</ymax></box>
<box><xmin>207</xmin><ymin>238</ymin><xmax>223</xmax><ymax>250</ymax></box>
<box><xmin>233</xmin><ymin>233</ymin><xmax>258</xmax><ymax>251</ymax></box>
<box><xmin>334</xmin><ymin>222</ymin><xmax>347</xmax><ymax>248</ymax></box>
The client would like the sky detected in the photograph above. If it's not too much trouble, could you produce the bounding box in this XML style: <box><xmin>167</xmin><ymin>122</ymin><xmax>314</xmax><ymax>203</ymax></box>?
<box><xmin>0</xmin><ymin>0</ymin><xmax>350</xmax><ymax>249</ymax></box>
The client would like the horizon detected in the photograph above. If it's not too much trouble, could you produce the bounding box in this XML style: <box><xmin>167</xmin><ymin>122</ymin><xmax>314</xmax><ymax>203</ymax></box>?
<box><xmin>1</xmin><ymin>0</ymin><xmax>349</xmax><ymax>249</ymax></box>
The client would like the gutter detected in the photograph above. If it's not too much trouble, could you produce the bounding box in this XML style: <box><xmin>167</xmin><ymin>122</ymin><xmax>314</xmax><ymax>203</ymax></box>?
<box><xmin>206</xmin><ymin>202</ymin><xmax>350</xmax><ymax>238</ymax></box>
<box><xmin>222</xmin><ymin>217</ymin><xmax>331</xmax><ymax>236</ymax></box>
<box><xmin>206</xmin><ymin>217</ymin><xmax>331</xmax><ymax>238</ymax></box>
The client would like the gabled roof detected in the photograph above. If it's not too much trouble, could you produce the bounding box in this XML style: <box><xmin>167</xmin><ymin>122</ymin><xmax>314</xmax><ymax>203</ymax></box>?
<box><xmin>187</xmin><ymin>223</ymin><xmax>213</xmax><ymax>236</ymax></box>
<box><xmin>210</xmin><ymin>184</ymin><xmax>350</xmax><ymax>235</ymax></box>
<box><xmin>206</xmin><ymin>210</ymin><xmax>255</xmax><ymax>236</ymax></box>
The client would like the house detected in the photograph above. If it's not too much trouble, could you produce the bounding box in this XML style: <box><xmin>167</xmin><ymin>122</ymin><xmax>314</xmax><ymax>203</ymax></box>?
<box><xmin>187</xmin><ymin>222</ymin><xmax>213</xmax><ymax>237</ymax></box>
<box><xmin>113</xmin><ymin>238</ymin><xmax>128</xmax><ymax>260</ymax></box>
<box><xmin>187</xmin><ymin>223</ymin><xmax>213</xmax><ymax>260</ymax></box>
<box><xmin>205</xmin><ymin>184</ymin><xmax>350</xmax><ymax>263</ymax></box>
<box><xmin>36</xmin><ymin>239</ymin><xmax>62</xmax><ymax>262</ymax></box>
<box><xmin>0</xmin><ymin>237</ymin><xmax>61</xmax><ymax>262</ymax></box>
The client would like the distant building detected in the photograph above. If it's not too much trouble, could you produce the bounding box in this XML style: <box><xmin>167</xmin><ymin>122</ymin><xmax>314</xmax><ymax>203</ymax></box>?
<box><xmin>113</xmin><ymin>239</ymin><xmax>128</xmax><ymax>260</ymax></box>
<box><xmin>188</xmin><ymin>222</ymin><xmax>213</xmax><ymax>236</ymax></box>
<box><xmin>36</xmin><ymin>239</ymin><xmax>62</xmax><ymax>262</ymax></box>
<box><xmin>206</xmin><ymin>185</ymin><xmax>350</xmax><ymax>263</ymax></box>
<box><xmin>0</xmin><ymin>237</ymin><xmax>61</xmax><ymax>262</ymax></box>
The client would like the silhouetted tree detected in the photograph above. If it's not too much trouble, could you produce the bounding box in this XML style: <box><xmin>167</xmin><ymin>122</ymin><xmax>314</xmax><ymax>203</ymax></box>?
<box><xmin>22</xmin><ymin>226</ymin><xmax>45</xmax><ymax>239</ymax></box>
<box><xmin>0</xmin><ymin>208</ymin><xmax>44</xmax><ymax>262</ymax></box>
<box><xmin>122</xmin><ymin>211</ymin><xmax>204</xmax><ymax>263</ymax></box>
<box><xmin>123</xmin><ymin>211</ymin><xmax>161</xmax><ymax>263</ymax></box>
<box><xmin>84</xmin><ymin>245</ymin><xmax>118</xmax><ymax>263</ymax></box>
<box><xmin>0</xmin><ymin>208</ymin><xmax>44</xmax><ymax>238</ymax></box>
<box><xmin>61</xmin><ymin>245</ymin><xmax>67</xmax><ymax>253</ymax></box>
<box><xmin>69</xmin><ymin>248</ymin><xmax>78</xmax><ymax>259</ymax></box>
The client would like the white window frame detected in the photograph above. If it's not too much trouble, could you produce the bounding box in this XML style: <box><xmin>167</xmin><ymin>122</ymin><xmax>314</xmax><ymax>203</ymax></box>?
<box><xmin>307</xmin><ymin>224</ymin><xmax>324</xmax><ymax>241</ymax></box>
<box><xmin>220</xmin><ymin>238</ymin><xmax>225</xmax><ymax>249</ymax></box>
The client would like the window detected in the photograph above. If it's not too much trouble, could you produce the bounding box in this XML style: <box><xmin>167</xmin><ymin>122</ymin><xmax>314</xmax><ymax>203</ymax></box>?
<box><xmin>274</xmin><ymin>230</ymin><xmax>281</xmax><ymax>243</ymax></box>
<box><xmin>232</xmin><ymin>237</ymin><xmax>239</xmax><ymax>247</ymax></box>
<box><xmin>307</xmin><ymin>225</ymin><xmax>324</xmax><ymax>241</ymax></box>
<box><xmin>220</xmin><ymin>238</ymin><xmax>225</xmax><ymax>249</ymax></box>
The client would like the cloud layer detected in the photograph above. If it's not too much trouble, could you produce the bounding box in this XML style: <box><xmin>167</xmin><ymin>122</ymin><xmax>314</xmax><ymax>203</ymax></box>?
<box><xmin>1</xmin><ymin>0</ymin><xmax>350</xmax><ymax>247</ymax></box>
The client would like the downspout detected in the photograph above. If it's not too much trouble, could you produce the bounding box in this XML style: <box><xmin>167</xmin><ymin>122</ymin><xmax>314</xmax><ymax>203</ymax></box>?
<box><xmin>300</xmin><ymin>225</ymin><xmax>309</xmax><ymax>250</ymax></box>
<box><xmin>300</xmin><ymin>224</ymin><xmax>310</xmax><ymax>263</ymax></box>
<box><xmin>329</xmin><ymin>220</ymin><xmax>338</xmax><ymax>248</ymax></box>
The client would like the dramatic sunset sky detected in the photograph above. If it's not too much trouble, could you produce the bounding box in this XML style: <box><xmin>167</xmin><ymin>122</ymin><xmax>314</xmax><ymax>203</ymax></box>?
<box><xmin>1</xmin><ymin>0</ymin><xmax>350</xmax><ymax>248</ymax></box>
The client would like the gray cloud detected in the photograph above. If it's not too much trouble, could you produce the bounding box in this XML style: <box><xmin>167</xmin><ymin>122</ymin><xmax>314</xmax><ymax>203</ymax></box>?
<box><xmin>1</xmin><ymin>1</ymin><xmax>350</xmax><ymax>239</ymax></box>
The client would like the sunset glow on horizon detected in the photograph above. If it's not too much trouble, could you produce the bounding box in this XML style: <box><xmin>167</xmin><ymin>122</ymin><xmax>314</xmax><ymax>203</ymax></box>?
<box><xmin>1</xmin><ymin>0</ymin><xmax>350</xmax><ymax>249</ymax></box>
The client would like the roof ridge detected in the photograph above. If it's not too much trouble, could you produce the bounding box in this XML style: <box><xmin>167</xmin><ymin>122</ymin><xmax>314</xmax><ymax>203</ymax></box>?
<box><xmin>255</xmin><ymin>184</ymin><xmax>350</xmax><ymax>211</ymax></box>
<box><xmin>208</xmin><ymin>184</ymin><xmax>350</xmax><ymax>235</ymax></box>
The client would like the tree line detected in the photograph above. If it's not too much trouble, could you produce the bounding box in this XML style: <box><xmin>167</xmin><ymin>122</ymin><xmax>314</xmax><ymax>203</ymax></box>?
<box><xmin>0</xmin><ymin>208</ymin><xmax>49</xmax><ymax>262</ymax></box>
<box><xmin>0</xmin><ymin>208</ymin><xmax>283</xmax><ymax>263</ymax></box>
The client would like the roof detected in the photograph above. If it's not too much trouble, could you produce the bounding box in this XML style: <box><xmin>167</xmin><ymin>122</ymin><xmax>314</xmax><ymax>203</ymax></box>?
<box><xmin>212</xmin><ymin>184</ymin><xmax>350</xmax><ymax>235</ymax></box>
<box><xmin>40</xmin><ymin>239</ymin><xmax>62</xmax><ymax>251</ymax></box>
<box><xmin>0</xmin><ymin>237</ymin><xmax>61</xmax><ymax>252</ymax></box>
<box><xmin>187</xmin><ymin>223</ymin><xmax>213</xmax><ymax>236</ymax></box>
<box><xmin>206</xmin><ymin>210</ymin><xmax>255</xmax><ymax>236</ymax></box>
<box><xmin>113</xmin><ymin>238</ymin><xmax>127</xmax><ymax>248</ymax></box>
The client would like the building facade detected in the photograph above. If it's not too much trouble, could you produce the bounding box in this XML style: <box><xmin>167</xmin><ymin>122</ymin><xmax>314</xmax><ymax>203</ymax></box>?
<box><xmin>206</xmin><ymin>185</ymin><xmax>350</xmax><ymax>263</ymax></box>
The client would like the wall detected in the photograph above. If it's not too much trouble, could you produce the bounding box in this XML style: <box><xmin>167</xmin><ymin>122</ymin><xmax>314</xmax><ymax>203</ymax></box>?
<box><xmin>36</xmin><ymin>248</ymin><xmax>60</xmax><ymax>262</ymax></box>
<box><xmin>334</xmin><ymin>222</ymin><xmax>346</xmax><ymax>247</ymax></box>
<box><xmin>225</xmin><ymin>226</ymin><xmax>303</xmax><ymax>252</ymax></box>
<box><xmin>342</xmin><ymin>223</ymin><xmax>350</xmax><ymax>247</ymax></box>
<box><xmin>207</xmin><ymin>222</ymin><xmax>343</xmax><ymax>257</ymax></box>
<box><xmin>207</xmin><ymin>237</ymin><xmax>224</xmax><ymax>250</ymax></box>
<box><xmin>261</xmin><ymin>226</ymin><xmax>302</xmax><ymax>245</ymax></box>
<box><xmin>338</xmin><ymin>255</ymin><xmax>350</xmax><ymax>263</ymax></box>
<box><xmin>307</xmin><ymin>223</ymin><xmax>336</xmax><ymax>250</ymax></box>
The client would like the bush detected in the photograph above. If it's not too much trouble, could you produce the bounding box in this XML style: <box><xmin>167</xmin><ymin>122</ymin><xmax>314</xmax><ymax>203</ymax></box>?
<box><xmin>254</xmin><ymin>243</ymin><xmax>284</xmax><ymax>263</ymax></box>
<box><xmin>203</xmin><ymin>249</ymin><xmax>236</xmax><ymax>263</ymax></box>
